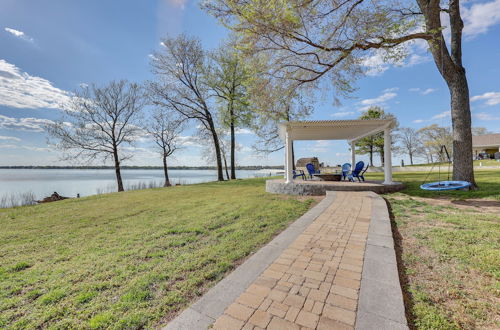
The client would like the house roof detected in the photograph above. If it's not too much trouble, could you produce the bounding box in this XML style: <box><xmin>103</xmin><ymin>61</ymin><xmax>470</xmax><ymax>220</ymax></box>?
<box><xmin>472</xmin><ymin>133</ymin><xmax>500</xmax><ymax>148</ymax></box>
<box><xmin>279</xmin><ymin>119</ymin><xmax>396</xmax><ymax>142</ymax></box>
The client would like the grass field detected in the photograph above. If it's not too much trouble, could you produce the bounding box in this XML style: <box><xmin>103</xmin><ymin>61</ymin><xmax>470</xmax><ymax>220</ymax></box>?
<box><xmin>0</xmin><ymin>178</ymin><xmax>315</xmax><ymax>329</ymax></box>
<box><xmin>367</xmin><ymin>170</ymin><xmax>500</xmax><ymax>329</ymax></box>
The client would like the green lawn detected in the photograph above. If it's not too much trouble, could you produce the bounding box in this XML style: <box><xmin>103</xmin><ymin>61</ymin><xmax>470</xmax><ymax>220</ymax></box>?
<box><xmin>0</xmin><ymin>178</ymin><xmax>314</xmax><ymax>329</ymax></box>
<box><xmin>367</xmin><ymin>170</ymin><xmax>500</xmax><ymax>329</ymax></box>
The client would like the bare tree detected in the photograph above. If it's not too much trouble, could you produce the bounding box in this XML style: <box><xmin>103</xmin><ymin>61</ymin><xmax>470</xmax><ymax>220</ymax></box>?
<box><xmin>46</xmin><ymin>80</ymin><xmax>144</xmax><ymax>192</ymax></box>
<box><xmin>418</xmin><ymin>124</ymin><xmax>453</xmax><ymax>163</ymax></box>
<box><xmin>146</xmin><ymin>110</ymin><xmax>184</xmax><ymax>187</ymax></box>
<box><xmin>148</xmin><ymin>34</ymin><xmax>224</xmax><ymax>181</ymax></box>
<box><xmin>395</xmin><ymin>127</ymin><xmax>422</xmax><ymax>165</ymax></box>
<box><xmin>472</xmin><ymin>127</ymin><xmax>491</xmax><ymax>136</ymax></box>
<box><xmin>204</xmin><ymin>0</ymin><xmax>477</xmax><ymax>186</ymax></box>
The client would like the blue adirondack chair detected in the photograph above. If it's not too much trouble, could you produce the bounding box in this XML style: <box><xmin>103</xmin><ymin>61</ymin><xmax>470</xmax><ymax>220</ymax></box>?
<box><xmin>349</xmin><ymin>161</ymin><xmax>365</xmax><ymax>182</ymax></box>
<box><xmin>305</xmin><ymin>163</ymin><xmax>320</xmax><ymax>179</ymax></box>
<box><xmin>341</xmin><ymin>163</ymin><xmax>351</xmax><ymax>181</ymax></box>
<box><xmin>293</xmin><ymin>169</ymin><xmax>306</xmax><ymax>180</ymax></box>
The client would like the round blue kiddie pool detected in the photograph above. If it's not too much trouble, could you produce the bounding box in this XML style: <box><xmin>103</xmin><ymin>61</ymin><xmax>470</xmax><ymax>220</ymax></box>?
<box><xmin>420</xmin><ymin>181</ymin><xmax>471</xmax><ymax>191</ymax></box>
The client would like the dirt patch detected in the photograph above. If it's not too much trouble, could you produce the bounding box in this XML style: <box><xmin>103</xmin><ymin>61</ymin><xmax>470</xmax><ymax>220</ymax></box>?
<box><xmin>390</xmin><ymin>195</ymin><xmax>500</xmax><ymax>213</ymax></box>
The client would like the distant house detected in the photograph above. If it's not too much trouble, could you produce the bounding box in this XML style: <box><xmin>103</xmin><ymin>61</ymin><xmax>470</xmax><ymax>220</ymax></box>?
<box><xmin>472</xmin><ymin>133</ymin><xmax>500</xmax><ymax>158</ymax></box>
<box><xmin>296</xmin><ymin>157</ymin><xmax>320</xmax><ymax>169</ymax></box>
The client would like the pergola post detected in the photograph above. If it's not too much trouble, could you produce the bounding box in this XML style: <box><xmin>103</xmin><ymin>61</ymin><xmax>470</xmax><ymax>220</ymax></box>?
<box><xmin>351</xmin><ymin>141</ymin><xmax>356</xmax><ymax>167</ymax></box>
<box><xmin>383</xmin><ymin>127</ymin><xmax>393</xmax><ymax>184</ymax></box>
<box><xmin>285</xmin><ymin>129</ymin><xmax>293</xmax><ymax>183</ymax></box>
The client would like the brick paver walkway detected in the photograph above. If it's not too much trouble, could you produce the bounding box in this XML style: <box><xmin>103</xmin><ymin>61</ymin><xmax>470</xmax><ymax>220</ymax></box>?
<box><xmin>212</xmin><ymin>191</ymin><xmax>372</xmax><ymax>330</ymax></box>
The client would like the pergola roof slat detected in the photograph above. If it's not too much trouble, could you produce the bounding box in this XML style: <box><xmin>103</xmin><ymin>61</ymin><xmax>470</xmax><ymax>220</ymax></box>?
<box><xmin>279</xmin><ymin>119</ymin><xmax>396</xmax><ymax>142</ymax></box>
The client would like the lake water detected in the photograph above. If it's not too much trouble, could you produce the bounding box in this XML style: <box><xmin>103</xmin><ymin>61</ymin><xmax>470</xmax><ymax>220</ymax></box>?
<box><xmin>0</xmin><ymin>169</ymin><xmax>262</xmax><ymax>202</ymax></box>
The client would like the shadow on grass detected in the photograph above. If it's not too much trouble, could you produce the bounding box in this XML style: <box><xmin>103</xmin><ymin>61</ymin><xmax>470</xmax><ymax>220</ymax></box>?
<box><xmin>384</xmin><ymin>198</ymin><xmax>417</xmax><ymax>330</ymax></box>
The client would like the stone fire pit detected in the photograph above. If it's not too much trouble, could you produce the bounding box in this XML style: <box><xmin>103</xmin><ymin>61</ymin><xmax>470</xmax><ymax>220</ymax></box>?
<box><xmin>314</xmin><ymin>173</ymin><xmax>342</xmax><ymax>181</ymax></box>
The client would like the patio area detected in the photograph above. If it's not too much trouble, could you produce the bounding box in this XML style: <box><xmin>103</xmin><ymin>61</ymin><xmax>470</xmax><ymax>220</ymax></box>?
<box><xmin>269</xmin><ymin>119</ymin><xmax>403</xmax><ymax>195</ymax></box>
<box><xmin>266</xmin><ymin>179</ymin><xmax>404</xmax><ymax>195</ymax></box>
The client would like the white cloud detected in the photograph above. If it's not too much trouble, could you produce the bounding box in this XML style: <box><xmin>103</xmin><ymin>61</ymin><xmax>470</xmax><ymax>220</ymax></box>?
<box><xmin>235</xmin><ymin>128</ymin><xmax>253</xmax><ymax>135</ymax></box>
<box><xmin>462</xmin><ymin>0</ymin><xmax>500</xmax><ymax>39</ymax></box>
<box><xmin>0</xmin><ymin>135</ymin><xmax>21</xmax><ymax>142</ymax></box>
<box><xmin>383</xmin><ymin>87</ymin><xmax>399</xmax><ymax>92</ymax></box>
<box><xmin>471</xmin><ymin>91</ymin><xmax>500</xmax><ymax>106</ymax></box>
<box><xmin>177</xmin><ymin>135</ymin><xmax>202</xmax><ymax>147</ymax></box>
<box><xmin>331</xmin><ymin>111</ymin><xmax>355</xmax><ymax>118</ymax></box>
<box><xmin>361</xmin><ymin>51</ymin><xmax>390</xmax><ymax>76</ymax></box>
<box><xmin>403</xmin><ymin>53</ymin><xmax>431</xmax><ymax>67</ymax></box>
<box><xmin>0</xmin><ymin>59</ymin><xmax>71</xmax><ymax>109</ymax></box>
<box><xmin>4</xmin><ymin>27</ymin><xmax>34</xmax><ymax>43</ymax></box>
<box><xmin>475</xmin><ymin>112</ymin><xmax>500</xmax><ymax>121</ymax></box>
<box><xmin>310</xmin><ymin>140</ymin><xmax>334</xmax><ymax>153</ymax></box>
<box><xmin>167</xmin><ymin>0</ymin><xmax>188</xmax><ymax>9</ymax></box>
<box><xmin>0</xmin><ymin>143</ymin><xmax>51</xmax><ymax>152</ymax></box>
<box><xmin>409</xmin><ymin>87</ymin><xmax>436</xmax><ymax>95</ymax></box>
<box><xmin>0</xmin><ymin>114</ymin><xmax>55</xmax><ymax>132</ymax></box>
<box><xmin>0</xmin><ymin>144</ymin><xmax>17</xmax><ymax>149</ymax></box>
<box><xmin>360</xmin><ymin>92</ymin><xmax>397</xmax><ymax>106</ymax></box>
<box><xmin>413</xmin><ymin>110</ymin><xmax>450</xmax><ymax>123</ymax></box>
<box><xmin>422</xmin><ymin>88</ymin><xmax>436</xmax><ymax>95</ymax></box>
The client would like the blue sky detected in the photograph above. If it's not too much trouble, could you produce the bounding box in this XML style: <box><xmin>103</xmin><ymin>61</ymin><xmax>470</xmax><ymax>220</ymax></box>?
<box><xmin>1</xmin><ymin>0</ymin><xmax>499</xmax><ymax>167</ymax></box>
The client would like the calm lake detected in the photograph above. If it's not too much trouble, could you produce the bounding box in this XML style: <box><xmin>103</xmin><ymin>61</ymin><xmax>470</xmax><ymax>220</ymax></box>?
<box><xmin>0</xmin><ymin>169</ymin><xmax>262</xmax><ymax>201</ymax></box>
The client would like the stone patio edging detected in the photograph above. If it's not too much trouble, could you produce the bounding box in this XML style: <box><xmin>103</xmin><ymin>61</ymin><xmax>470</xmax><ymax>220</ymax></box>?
<box><xmin>163</xmin><ymin>192</ymin><xmax>337</xmax><ymax>330</ymax></box>
<box><xmin>355</xmin><ymin>192</ymin><xmax>408</xmax><ymax>330</ymax></box>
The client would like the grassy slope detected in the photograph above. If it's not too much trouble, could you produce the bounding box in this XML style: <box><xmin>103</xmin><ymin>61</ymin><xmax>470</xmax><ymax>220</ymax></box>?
<box><xmin>0</xmin><ymin>178</ymin><xmax>314</xmax><ymax>329</ymax></box>
<box><xmin>366</xmin><ymin>170</ymin><xmax>500</xmax><ymax>329</ymax></box>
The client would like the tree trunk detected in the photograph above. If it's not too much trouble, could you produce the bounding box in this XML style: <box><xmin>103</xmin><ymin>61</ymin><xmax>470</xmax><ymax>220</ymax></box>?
<box><xmin>380</xmin><ymin>149</ymin><xmax>384</xmax><ymax>167</ymax></box>
<box><xmin>163</xmin><ymin>154</ymin><xmax>171</xmax><ymax>187</ymax></box>
<box><xmin>222</xmin><ymin>150</ymin><xmax>230</xmax><ymax>180</ymax></box>
<box><xmin>207</xmin><ymin>117</ymin><xmax>224</xmax><ymax>181</ymax></box>
<box><xmin>449</xmin><ymin>73</ymin><xmax>475</xmax><ymax>185</ymax></box>
<box><xmin>230</xmin><ymin>107</ymin><xmax>236</xmax><ymax>179</ymax></box>
<box><xmin>113</xmin><ymin>147</ymin><xmax>124</xmax><ymax>192</ymax></box>
<box><xmin>409</xmin><ymin>152</ymin><xmax>414</xmax><ymax>165</ymax></box>
<box><xmin>369</xmin><ymin>145</ymin><xmax>373</xmax><ymax>167</ymax></box>
<box><xmin>417</xmin><ymin>0</ymin><xmax>476</xmax><ymax>186</ymax></box>
<box><xmin>292</xmin><ymin>142</ymin><xmax>296</xmax><ymax>171</ymax></box>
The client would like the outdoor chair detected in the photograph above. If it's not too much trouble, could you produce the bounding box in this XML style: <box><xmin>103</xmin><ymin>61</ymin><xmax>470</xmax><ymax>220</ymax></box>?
<box><xmin>358</xmin><ymin>165</ymin><xmax>369</xmax><ymax>182</ymax></box>
<box><xmin>305</xmin><ymin>163</ymin><xmax>320</xmax><ymax>179</ymax></box>
<box><xmin>348</xmin><ymin>161</ymin><xmax>365</xmax><ymax>182</ymax></box>
<box><xmin>341</xmin><ymin>163</ymin><xmax>351</xmax><ymax>181</ymax></box>
<box><xmin>293</xmin><ymin>169</ymin><xmax>306</xmax><ymax>180</ymax></box>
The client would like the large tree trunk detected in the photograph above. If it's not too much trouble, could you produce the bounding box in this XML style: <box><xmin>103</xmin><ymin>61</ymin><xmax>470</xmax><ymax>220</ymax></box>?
<box><xmin>113</xmin><ymin>147</ymin><xmax>124</xmax><ymax>192</ymax></box>
<box><xmin>418</xmin><ymin>0</ymin><xmax>476</xmax><ymax>187</ymax></box>
<box><xmin>409</xmin><ymin>152</ymin><xmax>414</xmax><ymax>165</ymax></box>
<box><xmin>163</xmin><ymin>154</ymin><xmax>171</xmax><ymax>187</ymax></box>
<box><xmin>207</xmin><ymin>117</ymin><xmax>224</xmax><ymax>181</ymax></box>
<box><xmin>449</xmin><ymin>73</ymin><xmax>475</xmax><ymax>185</ymax></box>
<box><xmin>230</xmin><ymin>107</ymin><xmax>236</xmax><ymax>180</ymax></box>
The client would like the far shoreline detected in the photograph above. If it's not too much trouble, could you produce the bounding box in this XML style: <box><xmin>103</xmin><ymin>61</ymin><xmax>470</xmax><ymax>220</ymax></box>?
<box><xmin>0</xmin><ymin>165</ymin><xmax>284</xmax><ymax>170</ymax></box>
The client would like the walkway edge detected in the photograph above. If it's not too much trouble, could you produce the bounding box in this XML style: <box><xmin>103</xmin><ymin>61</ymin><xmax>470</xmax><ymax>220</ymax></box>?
<box><xmin>355</xmin><ymin>192</ymin><xmax>409</xmax><ymax>330</ymax></box>
<box><xmin>163</xmin><ymin>192</ymin><xmax>337</xmax><ymax>330</ymax></box>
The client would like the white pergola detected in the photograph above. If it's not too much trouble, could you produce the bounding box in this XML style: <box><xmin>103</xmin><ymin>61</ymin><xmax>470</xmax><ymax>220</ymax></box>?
<box><xmin>279</xmin><ymin>119</ymin><xmax>397</xmax><ymax>184</ymax></box>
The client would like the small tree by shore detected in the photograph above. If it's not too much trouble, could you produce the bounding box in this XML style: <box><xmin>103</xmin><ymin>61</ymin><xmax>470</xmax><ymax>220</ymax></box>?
<box><xmin>46</xmin><ymin>80</ymin><xmax>145</xmax><ymax>192</ymax></box>
<box><xmin>146</xmin><ymin>110</ymin><xmax>184</xmax><ymax>187</ymax></box>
